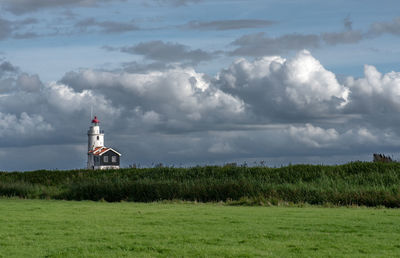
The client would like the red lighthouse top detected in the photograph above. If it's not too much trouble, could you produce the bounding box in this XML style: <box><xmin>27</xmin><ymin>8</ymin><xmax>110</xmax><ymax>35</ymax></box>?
<box><xmin>91</xmin><ymin>116</ymin><xmax>100</xmax><ymax>124</ymax></box>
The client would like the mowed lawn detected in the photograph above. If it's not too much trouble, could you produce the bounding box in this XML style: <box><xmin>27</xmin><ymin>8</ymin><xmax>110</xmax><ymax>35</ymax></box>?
<box><xmin>0</xmin><ymin>199</ymin><xmax>400</xmax><ymax>257</ymax></box>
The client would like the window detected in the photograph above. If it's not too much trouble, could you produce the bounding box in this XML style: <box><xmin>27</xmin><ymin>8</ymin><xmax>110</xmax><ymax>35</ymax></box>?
<box><xmin>112</xmin><ymin>156</ymin><xmax>117</xmax><ymax>163</ymax></box>
<box><xmin>103</xmin><ymin>156</ymin><xmax>108</xmax><ymax>162</ymax></box>
<box><xmin>97</xmin><ymin>136</ymin><xmax>99</xmax><ymax>140</ymax></box>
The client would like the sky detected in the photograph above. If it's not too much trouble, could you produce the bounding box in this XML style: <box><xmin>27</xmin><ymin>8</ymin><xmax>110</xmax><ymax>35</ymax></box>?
<box><xmin>1</xmin><ymin>0</ymin><xmax>400</xmax><ymax>171</ymax></box>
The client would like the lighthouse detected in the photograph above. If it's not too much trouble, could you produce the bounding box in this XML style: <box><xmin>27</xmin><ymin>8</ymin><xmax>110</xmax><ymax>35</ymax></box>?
<box><xmin>88</xmin><ymin>116</ymin><xmax>104</xmax><ymax>151</ymax></box>
<box><xmin>87</xmin><ymin>116</ymin><xmax>121</xmax><ymax>170</ymax></box>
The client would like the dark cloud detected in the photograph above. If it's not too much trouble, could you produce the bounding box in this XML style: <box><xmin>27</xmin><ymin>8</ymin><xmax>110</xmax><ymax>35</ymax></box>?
<box><xmin>185</xmin><ymin>19</ymin><xmax>275</xmax><ymax>30</ymax></box>
<box><xmin>13</xmin><ymin>32</ymin><xmax>41</xmax><ymax>39</ymax></box>
<box><xmin>229</xmin><ymin>16</ymin><xmax>400</xmax><ymax>55</ymax></box>
<box><xmin>368</xmin><ymin>17</ymin><xmax>400</xmax><ymax>36</ymax></box>
<box><xmin>121</xmin><ymin>61</ymin><xmax>179</xmax><ymax>73</ymax></box>
<box><xmin>16</xmin><ymin>18</ymin><xmax>39</xmax><ymax>26</ymax></box>
<box><xmin>0</xmin><ymin>61</ymin><xmax>20</xmax><ymax>93</ymax></box>
<box><xmin>0</xmin><ymin>18</ymin><xmax>12</xmax><ymax>40</ymax></box>
<box><xmin>0</xmin><ymin>61</ymin><xmax>19</xmax><ymax>75</ymax></box>
<box><xmin>60</xmin><ymin>9</ymin><xmax>79</xmax><ymax>19</ymax></box>
<box><xmin>322</xmin><ymin>17</ymin><xmax>363</xmax><ymax>45</ymax></box>
<box><xmin>230</xmin><ymin>32</ymin><xmax>320</xmax><ymax>56</ymax></box>
<box><xmin>0</xmin><ymin>17</ymin><xmax>41</xmax><ymax>40</ymax></box>
<box><xmin>151</xmin><ymin>0</ymin><xmax>202</xmax><ymax>6</ymax></box>
<box><xmin>76</xmin><ymin>18</ymin><xmax>139</xmax><ymax>33</ymax></box>
<box><xmin>1</xmin><ymin>0</ymin><xmax>200</xmax><ymax>15</ymax></box>
<box><xmin>322</xmin><ymin>30</ymin><xmax>363</xmax><ymax>45</ymax></box>
<box><xmin>107</xmin><ymin>40</ymin><xmax>215</xmax><ymax>64</ymax></box>
<box><xmin>228</xmin><ymin>16</ymin><xmax>400</xmax><ymax>56</ymax></box>
<box><xmin>0</xmin><ymin>0</ymin><xmax>120</xmax><ymax>15</ymax></box>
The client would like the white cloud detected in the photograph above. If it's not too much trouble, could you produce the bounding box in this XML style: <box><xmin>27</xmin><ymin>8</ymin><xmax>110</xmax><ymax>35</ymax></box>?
<box><xmin>45</xmin><ymin>81</ymin><xmax>120</xmax><ymax>117</ymax></box>
<box><xmin>346</xmin><ymin>128</ymin><xmax>378</xmax><ymax>144</ymax></box>
<box><xmin>0</xmin><ymin>112</ymin><xmax>53</xmax><ymax>137</ymax></box>
<box><xmin>284</xmin><ymin>50</ymin><xmax>349</xmax><ymax>107</ymax></box>
<box><xmin>17</xmin><ymin>73</ymin><xmax>42</xmax><ymax>92</ymax></box>
<box><xmin>217</xmin><ymin>50</ymin><xmax>349</xmax><ymax>119</ymax></box>
<box><xmin>62</xmin><ymin>67</ymin><xmax>245</xmax><ymax>130</ymax></box>
<box><xmin>288</xmin><ymin>123</ymin><xmax>339</xmax><ymax>148</ymax></box>
<box><xmin>345</xmin><ymin>65</ymin><xmax>400</xmax><ymax>113</ymax></box>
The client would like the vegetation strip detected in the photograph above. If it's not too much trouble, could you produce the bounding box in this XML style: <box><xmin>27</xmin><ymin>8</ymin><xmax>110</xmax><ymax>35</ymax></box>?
<box><xmin>1</xmin><ymin>162</ymin><xmax>400</xmax><ymax>206</ymax></box>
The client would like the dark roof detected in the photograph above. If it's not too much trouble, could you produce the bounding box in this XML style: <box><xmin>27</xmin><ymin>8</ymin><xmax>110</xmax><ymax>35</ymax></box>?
<box><xmin>88</xmin><ymin>146</ymin><xmax>121</xmax><ymax>156</ymax></box>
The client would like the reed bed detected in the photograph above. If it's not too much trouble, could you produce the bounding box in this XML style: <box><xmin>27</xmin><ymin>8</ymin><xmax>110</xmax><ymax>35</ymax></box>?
<box><xmin>1</xmin><ymin>162</ymin><xmax>400</xmax><ymax>206</ymax></box>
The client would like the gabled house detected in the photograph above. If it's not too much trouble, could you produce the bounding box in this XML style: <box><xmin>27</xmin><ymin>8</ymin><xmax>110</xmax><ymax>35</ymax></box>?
<box><xmin>87</xmin><ymin>116</ymin><xmax>121</xmax><ymax>170</ymax></box>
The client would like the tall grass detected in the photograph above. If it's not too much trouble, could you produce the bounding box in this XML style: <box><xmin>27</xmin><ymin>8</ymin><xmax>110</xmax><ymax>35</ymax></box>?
<box><xmin>1</xmin><ymin>162</ymin><xmax>400</xmax><ymax>206</ymax></box>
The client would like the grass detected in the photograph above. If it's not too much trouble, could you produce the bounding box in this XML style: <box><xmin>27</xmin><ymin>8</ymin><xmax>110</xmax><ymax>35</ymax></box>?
<box><xmin>1</xmin><ymin>199</ymin><xmax>400</xmax><ymax>257</ymax></box>
<box><xmin>2</xmin><ymin>162</ymin><xmax>400</xmax><ymax>206</ymax></box>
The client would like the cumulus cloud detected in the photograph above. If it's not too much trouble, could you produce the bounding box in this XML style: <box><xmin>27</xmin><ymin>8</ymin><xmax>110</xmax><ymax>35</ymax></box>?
<box><xmin>344</xmin><ymin>65</ymin><xmax>400</xmax><ymax>116</ymax></box>
<box><xmin>0</xmin><ymin>61</ymin><xmax>19</xmax><ymax>75</ymax></box>
<box><xmin>217</xmin><ymin>50</ymin><xmax>349</xmax><ymax>120</ymax></box>
<box><xmin>0</xmin><ymin>61</ymin><xmax>121</xmax><ymax>148</ymax></box>
<box><xmin>282</xmin><ymin>123</ymin><xmax>395</xmax><ymax>159</ymax></box>
<box><xmin>2</xmin><ymin>50</ymin><xmax>400</xmax><ymax>170</ymax></box>
<box><xmin>0</xmin><ymin>112</ymin><xmax>53</xmax><ymax>138</ymax></box>
<box><xmin>287</xmin><ymin>124</ymin><xmax>396</xmax><ymax>152</ymax></box>
<box><xmin>45</xmin><ymin>81</ymin><xmax>121</xmax><ymax>117</ymax></box>
<box><xmin>61</xmin><ymin>67</ymin><xmax>245</xmax><ymax>133</ymax></box>
<box><xmin>17</xmin><ymin>74</ymin><xmax>43</xmax><ymax>92</ymax></box>
<box><xmin>230</xmin><ymin>32</ymin><xmax>320</xmax><ymax>57</ymax></box>
<box><xmin>185</xmin><ymin>19</ymin><xmax>275</xmax><ymax>30</ymax></box>
<box><xmin>55</xmin><ymin>50</ymin><xmax>400</xmax><ymax>167</ymax></box>
<box><xmin>288</xmin><ymin>124</ymin><xmax>339</xmax><ymax>148</ymax></box>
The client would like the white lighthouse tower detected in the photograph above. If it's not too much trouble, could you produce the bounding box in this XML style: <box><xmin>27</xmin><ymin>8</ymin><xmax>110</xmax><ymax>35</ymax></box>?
<box><xmin>87</xmin><ymin>116</ymin><xmax>121</xmax><ymax>170</ymax></box>
<box><xmin>88</xmin><ymin>116</ymin><xmax>104</xmax><ymax>152</ymax></box>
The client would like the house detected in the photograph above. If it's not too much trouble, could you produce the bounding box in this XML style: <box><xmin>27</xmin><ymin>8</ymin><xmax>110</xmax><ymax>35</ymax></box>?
<box><xmin>87</xmin><ymin>116</ymin><xmax>121</xmax><ymax>169</ymax></box>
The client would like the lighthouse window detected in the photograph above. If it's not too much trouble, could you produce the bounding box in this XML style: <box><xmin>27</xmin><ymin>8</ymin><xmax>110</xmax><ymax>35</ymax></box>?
<box><xmin>103</xmin><ymin>156</ymin><xmax>108</xmax><ymax>162</ymax></box>
<box><xmin>112</xmin><ymin>156</ymin><xmax>117</xmax><ymax>163</ymax></box>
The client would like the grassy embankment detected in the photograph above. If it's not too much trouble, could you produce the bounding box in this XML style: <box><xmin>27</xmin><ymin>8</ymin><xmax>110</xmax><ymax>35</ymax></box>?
<box><xmin>1</xmin><ymin>162</ymin><xmax>400</xmax><ymax>206</ymax></box>
<box><xmin>1</xmin><ymin>199</ymin><xmax>400</xmax><ymax>257</ymax></box>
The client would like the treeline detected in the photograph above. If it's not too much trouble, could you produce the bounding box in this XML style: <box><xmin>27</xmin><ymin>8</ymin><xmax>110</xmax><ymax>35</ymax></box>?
<box><xmin>1</xmin><ymin>162</ymin><xmax>400</xmax><ymax>207</ymax></box>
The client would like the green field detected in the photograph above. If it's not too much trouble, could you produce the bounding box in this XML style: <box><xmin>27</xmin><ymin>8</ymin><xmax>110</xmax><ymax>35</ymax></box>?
<box><xmin>1</xmin><ymin>199</ymin><xmax>400</xmax><ymax>257</ymax></box>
